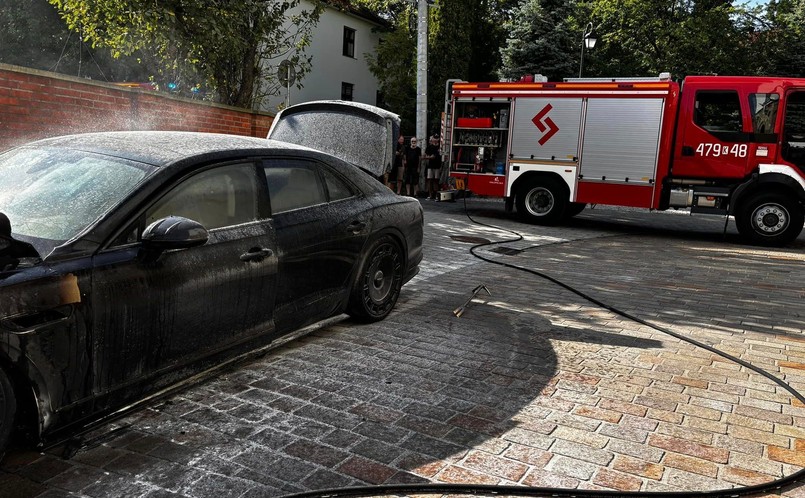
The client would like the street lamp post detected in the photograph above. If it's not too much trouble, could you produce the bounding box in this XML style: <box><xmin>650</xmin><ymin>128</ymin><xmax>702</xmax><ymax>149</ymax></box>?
<box><xmin>579</xmin><ymin>22</ymin><xmax>597</xmax><ymax>78</ymax></box>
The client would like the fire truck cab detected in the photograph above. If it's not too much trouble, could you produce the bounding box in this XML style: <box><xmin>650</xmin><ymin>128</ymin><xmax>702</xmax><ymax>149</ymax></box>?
<box><xmin>446</xmin><ymin>74</ymin><xmax>805</xmax><ymax>246</ymax></box>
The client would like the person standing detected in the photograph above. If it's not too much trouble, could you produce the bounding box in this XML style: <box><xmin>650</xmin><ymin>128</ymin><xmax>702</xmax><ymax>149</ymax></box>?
<box><xmin>424</xmin><ymin>135</ymin><xmax>442</xmax><ymax>200</ymax></box>
<box><xmin>403</xmin><ymin>137</ymin><xmax>422</xmax><ymax>196</ymax></box>
<box><xmin>389</xmin><ymin>134</ymin><xmax>405</xmax><ymax>193</ymax></box>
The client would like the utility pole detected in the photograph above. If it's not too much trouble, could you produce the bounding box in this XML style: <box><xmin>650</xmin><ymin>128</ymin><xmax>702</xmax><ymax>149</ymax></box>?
<box><xmin>415</xmin><ymin>0</ymin><xmax>429</xmax><ymax>145</ymax></box>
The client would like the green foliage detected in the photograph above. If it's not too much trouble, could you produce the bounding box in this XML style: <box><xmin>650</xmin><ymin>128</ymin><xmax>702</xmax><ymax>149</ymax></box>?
<box><xmin>0</xmin><ymin>0</ymin><xmax>159</xmax><ymax>82</ymax></box>
<box><xmin>365</xmin><ymin>22</ymin><xmax>417</xmax><ymax>135</ymax></box>
<box><xmin>362</xmin><ymin>0</ymin><xmax>512</xmax><ymax>135</ymax></box>
<box><xmin>499</xmin><ymin>0</ymin><xmax>578</xmax><ymax>81</ymax></box>
<box><xmin>48</xmin><ymin>0</ymin><xmax>323</xmax><ymax>108</ymax></box>
<box><xmin>588</xmin><ymin>0</ymin><xmax>758</xmax><ymax>78</ymax></box>
<box><xmin>755</xmin><ymin>0</ymin><xmax>805</xmax><ymax>77</ymax></box>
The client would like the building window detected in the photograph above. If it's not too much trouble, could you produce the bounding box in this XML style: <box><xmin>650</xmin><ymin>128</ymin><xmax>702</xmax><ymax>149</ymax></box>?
<box><xmin>341</xmin><ymin>82</ymin><xmax>354</xmax><ymax>101</ymax></box>
<box><xmin>343</xmin><ymin>27</ymin><xmax>355</xmax><ymax>58</ymax></box>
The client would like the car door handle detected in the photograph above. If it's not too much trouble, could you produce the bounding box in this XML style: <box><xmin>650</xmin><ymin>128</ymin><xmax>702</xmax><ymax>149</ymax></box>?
<box><xmin>681</xmin><ymin>146</ymin><xmax>694</xmax><ymax>156</ymax></box>
<box><xmin>240</xmin><ymin>247</ymin><xmax>273</xmax><ymax>262</ymax></box>
<box><xmin>347</xmin><ymin>221</ymin><xmax>366</xmax><ymax>234</ymax></box>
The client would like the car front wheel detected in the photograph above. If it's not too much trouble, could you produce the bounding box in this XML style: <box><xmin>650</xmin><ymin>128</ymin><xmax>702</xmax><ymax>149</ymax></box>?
<box><xmin>347</xmin><ymin>235</ymin><xmax>404</xmax><ymax>323</ymax></box>
<box><xmin>0</xmin><ymin>367</ymin><xmax>16</xmax><ymax>459</ymax></box>
<box><xmin>736</xmin><ymin>192</ymin><xmax>804</xmax><ymax>247</ymax></box>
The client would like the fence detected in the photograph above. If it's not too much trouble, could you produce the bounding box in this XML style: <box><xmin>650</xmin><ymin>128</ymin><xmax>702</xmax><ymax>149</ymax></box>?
<box><xmin>0</xmin><ymin>63</ymin><xmax>274</xmax><ymax>152</ymax></box>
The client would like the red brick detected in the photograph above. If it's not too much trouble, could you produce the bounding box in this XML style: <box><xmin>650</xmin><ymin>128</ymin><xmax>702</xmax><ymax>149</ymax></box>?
<box><xmin>574</xmin><ymin>406</ymin><xmax>622</xmax><ymax>423</ymax></box>
<box><xmin>447</xmin><ymin>413</ymin><xmax>500</xmax><ymax>435</ymax></box>
<box><xmin>613</xmin><ymin>455</ymin><xmax>664</xmax><ymax>480</ymax></box>
<box><xmin>600</xmin><ymin>398</ymin><xmax>648</xmax><ymax>418</ymax></box>
<box><xmin>672</xmin><ymin>376</ymin><xmax>709</xmax><ymax>389</ymax></box>
<box><xmin>592</xmin><ymin>468</ymin><xmax>642</xmax><ymax>491</ymax></box>
<box><xmin>503</xmin><ymin>444</ymin><xmax>552</xmax><ymax>467</ymax></box>
<box><xmin>720</xmin><ymin>466</ymin><xmax>776</xmax><ymax>486</ymax></box>
<box><xmin>779</xmin><ymin>361</ymin><xmax>805</xmax><ymax>371</ymax></box>
<box><xmin>662</xmin><ymin>453</ymin><xmax>719</xmax><ymax>477</ymax></box>
<box><xmin>768</xmin><ymin>446</ymin><xmax>805</xmax><ymax>467</ymax></box>
<box><xmin>557</xmin><ymin>372</ymin><xmax>600</xmax><ymax>386</ymax></box>
<box><xmin>395</xmin><ymin>454</ymin><xmax>446</xmax><ymax>478</ymax></box>
<box><xmin>338</xmin><ymin>456</ymin><xmax>396</xmax><ymax>484</ymax></box>
<box><xmin>437</xmin><ymin>465</ymin><xmax>499</xmax><ymax>484</ymax></box>
<box><xmin>463</xmin><ymin>450</ymin><xmax>528</xmax><ymax>481</ymax></box>
<box><xmin>348</xmin><ymin>403</ymin><xmax>402</xmax><ymax>423</ymax></box>
<box><xmin>648</xmin><ymin>434</ymin><xmax>729</xmax><ymax>463</ymax></box>
<box><xmin>0</xmin><ymin>67</ymin><xmax>272</xmax><ymax>148</ymax></box>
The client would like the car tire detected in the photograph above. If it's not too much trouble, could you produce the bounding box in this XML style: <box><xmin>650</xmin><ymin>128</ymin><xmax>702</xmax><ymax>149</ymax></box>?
<box><xmin>0</xmin><ymin>367</ymin><xmax>16</xmax><ymax>460</ymax></box>
<box><xmin>735</xmin><ymin>191</ymin><xmax>804</xmax><ymax>247</ymax></box>
<box><xmin>347</xmin><ymin>235</ymin><xmax>404</xmax><ymax>323</ymax></box>
<box><xmin>516</xmin><ymin>177</ymin><xmax>567</xmax><ymax>225</ymax></box>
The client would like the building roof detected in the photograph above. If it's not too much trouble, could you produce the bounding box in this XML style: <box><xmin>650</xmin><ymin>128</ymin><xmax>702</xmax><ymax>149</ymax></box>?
<box><xmin>322</xmin><ymin>0</ymin><xmax>391</xmax><ymax>29</ymax></box>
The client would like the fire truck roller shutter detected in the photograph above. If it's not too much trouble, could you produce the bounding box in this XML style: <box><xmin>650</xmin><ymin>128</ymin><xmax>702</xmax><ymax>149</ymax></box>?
<box><xmin>580</xmin><ymin>98</ymin><xmax>664</xmax><ymax>183</ymax></box>
<box><xmin>510</xmin><ymin>98</ymin><xmax>582</xmax><ymax>161</ymax></box>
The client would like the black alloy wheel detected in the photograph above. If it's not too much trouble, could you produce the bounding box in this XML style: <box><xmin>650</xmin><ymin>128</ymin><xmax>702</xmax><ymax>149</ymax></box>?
<box><xmin>347</xmin><ymin>235</ymin><xmax>404</xmax><ymax>323</ymax></box>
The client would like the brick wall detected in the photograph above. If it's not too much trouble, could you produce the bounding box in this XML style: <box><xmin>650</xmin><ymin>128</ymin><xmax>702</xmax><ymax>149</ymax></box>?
<box><xmin>0</xmin><ymin>63</ymin><xmax>274</xmax><ymax>152</ymax></box>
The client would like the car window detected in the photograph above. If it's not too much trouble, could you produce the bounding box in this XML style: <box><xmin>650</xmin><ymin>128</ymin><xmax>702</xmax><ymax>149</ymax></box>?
<box><xmin>0</xmin><ymin>147</ymin><xmax>154</xmax><ymax>256</ymax></box>
<box><xmin>321</xmin><ymin>167</ymin><xmax>355</xmax><ymax>201</ymax></box>
<box><xmin>264</xmin><ymin>162</ymin><xmax>327</xmax><ymax>213</ymax></box>
<box><xmin>146</xmin><ymin>163</ymin><xmax>261</xmax><ymax>230</ymax></box>
<box><xmin>694</xmin><ymin>91</ymin><xmax>742</xmax><ymax>134</ymax></box>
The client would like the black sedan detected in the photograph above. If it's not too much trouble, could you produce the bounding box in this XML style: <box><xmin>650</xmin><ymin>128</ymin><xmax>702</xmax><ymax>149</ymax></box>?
<box><xmin>0</xmin><ymin>129</ymin><xmax>423</xmax><ymax>456</ymax></box>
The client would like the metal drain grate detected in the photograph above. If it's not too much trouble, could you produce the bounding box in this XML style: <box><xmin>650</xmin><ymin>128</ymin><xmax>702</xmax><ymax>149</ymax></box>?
<box><xmin>490</xmin><ymin>246</ymin><xmax>522</xmax><ymax>255</ymax></box>
<box><xmin>449</xmin><ymin>235</ymin><xmax>492</xmax><ymax>244</ymax></box>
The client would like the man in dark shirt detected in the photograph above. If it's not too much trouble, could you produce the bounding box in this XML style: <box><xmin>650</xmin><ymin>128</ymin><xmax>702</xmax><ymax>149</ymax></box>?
<box><xmin>424</xmin><ymin>135</ymin><xmax>442</xmax><ymax>200</ymax></box>
<box><xmin>403</xmin><ymin>137</ymin><xmax>422</xmax><ymax>197</ymax></box>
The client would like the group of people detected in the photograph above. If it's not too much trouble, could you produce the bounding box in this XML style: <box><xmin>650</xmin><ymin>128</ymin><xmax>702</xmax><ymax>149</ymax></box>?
<box><xmin>387</xmin><ymin>134</ymin><xmax>442</xmax><ymax>200</ymax></box>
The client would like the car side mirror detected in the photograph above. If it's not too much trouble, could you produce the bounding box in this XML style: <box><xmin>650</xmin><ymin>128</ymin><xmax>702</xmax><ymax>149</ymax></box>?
<box><xmin>140</xmin><ymin>216</ymin><xmax>208</xmax><ymax>262</ymax></box>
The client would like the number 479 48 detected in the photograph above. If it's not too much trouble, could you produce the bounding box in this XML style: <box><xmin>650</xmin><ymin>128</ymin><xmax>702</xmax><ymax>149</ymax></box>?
<box><xmin>695</xmin><ymin>143</ymin><xmax>748</xmax><ymax>158</ymax></box>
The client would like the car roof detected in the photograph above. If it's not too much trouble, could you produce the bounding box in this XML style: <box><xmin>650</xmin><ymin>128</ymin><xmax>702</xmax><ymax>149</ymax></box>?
<box><xmin>24</xmin><ymin>131</ymin><xmax>307</xmax><ymax>166</ymax></box>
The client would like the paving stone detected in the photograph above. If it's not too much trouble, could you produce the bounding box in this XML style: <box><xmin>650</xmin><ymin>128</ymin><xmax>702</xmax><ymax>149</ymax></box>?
<box><xmin>546</xmin><ymin>455</ymin><xmax>599</xmax><ymax>480</ymax></box>
<box><xmin>4</xmin><ymin>203</ymin><xmax>805</xmax><ymax>497</ymax></box>
<box><xmin>337</xmin><ymin>456</ymin><xmax>395</xmax><ymax>484</ymax></box>
<box><xmin>460</xmin><ymin>450</ymin><xmax>528</xmax><ymax>481</ymax></box>
<box><xmin>592</xmin><ymin>467</ymin><xmax>642</xmax><ymax>491</ymax></box>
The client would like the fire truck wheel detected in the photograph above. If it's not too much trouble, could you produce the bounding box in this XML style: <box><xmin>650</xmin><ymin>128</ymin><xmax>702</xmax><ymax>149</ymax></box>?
<box><xmin>565</xmin><ymin>202</ymin><xmax>587</xmax><ymax>219</ymax></box>
<box><xmin>735</xmin><ymin>192</ymin><xmax>804</xmax><ymax>246</ymax></box>
<box><xmin>516</xmin><ymin>178</ymin><xmax>567</xmax><ymax>225</ymax></box>
<box><xmin>0</xmin><ymin>367</ymin><xmax>15</xmax><ymax>460</ymax></box>
<box><xmin>347</xmin><ymin>235</ymin><xmax>404</xmax><ymax>323</ymax></box>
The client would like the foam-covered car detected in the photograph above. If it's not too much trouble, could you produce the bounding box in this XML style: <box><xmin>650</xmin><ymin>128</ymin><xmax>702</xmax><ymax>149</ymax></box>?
<box><xmin>0</xmin><ymin>104</ymin><xmax>422</xmax><ymax>455</ymax></box>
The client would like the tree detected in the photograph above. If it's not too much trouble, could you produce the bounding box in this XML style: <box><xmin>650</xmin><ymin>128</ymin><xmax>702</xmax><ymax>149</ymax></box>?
<box><xmin>588</xmin><ymin>0</ymin><xmax>758</xmax><ymax>78</ymax></box>
<box><xmin>0</xmin><ymin>0</ymin><xmax>159</xmax><ymax>83</ymax></box>
<box><xmin>427</xmin><ymin>0</ymin><xmax>511</xmax><ymax>132</ymax></box>
<box><xmin>366</xmin><ymin>21</ymin><xmax>418</xmax><ymax>135</ymax></box>
<box><xmin>48</xmin><ymin>0</ymin><xmax>323</xmax><ymax>108</ymax></box>
<box><xmin>498</xmin><ymin>0</ymin><xmax>578</xmax><ymax>81</ymax></box>
<box><xmin>361</xmin><ymin>0</ymin><xmax>511</xmax><ymax>135</ymax></box>
<box><xmin>756</xmin><ymin>0</ymin><xmax>805</xmax><ymax>77</ymax></box>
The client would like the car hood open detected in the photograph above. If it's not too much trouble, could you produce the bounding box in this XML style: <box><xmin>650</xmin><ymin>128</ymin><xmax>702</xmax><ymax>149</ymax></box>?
<box><xmin>267</xmin><ymin>101</ymin><xmax>400</xmax><ymax>178</ymax></box>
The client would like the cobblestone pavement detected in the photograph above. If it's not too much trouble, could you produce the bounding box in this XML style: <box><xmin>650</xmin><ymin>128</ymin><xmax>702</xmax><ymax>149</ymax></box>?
<box><xmin>2</xmin><ymin>199</ymin><xmax>804</xmax><ymax>497</ymax></box>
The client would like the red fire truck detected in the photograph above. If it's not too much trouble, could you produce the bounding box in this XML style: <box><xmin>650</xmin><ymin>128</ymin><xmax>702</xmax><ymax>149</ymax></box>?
<box><xmin>445</xmin><ymin>74</ymin><xmax>805</xmax><ymax>246</ymax></box>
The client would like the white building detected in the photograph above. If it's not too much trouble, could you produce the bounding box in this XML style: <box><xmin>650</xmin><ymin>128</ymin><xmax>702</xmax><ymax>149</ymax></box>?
<box><xmin>261</xmin><ymin>0</ymin><xmax>388</xmax><ymax>113</ymax></box>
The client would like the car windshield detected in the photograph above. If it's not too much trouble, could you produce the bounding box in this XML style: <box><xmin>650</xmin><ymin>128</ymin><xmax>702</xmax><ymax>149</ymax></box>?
<box><xmin>0</xmin><ymin>146</ymin><xmax>154</xmax><ymax>257</ymax></box>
